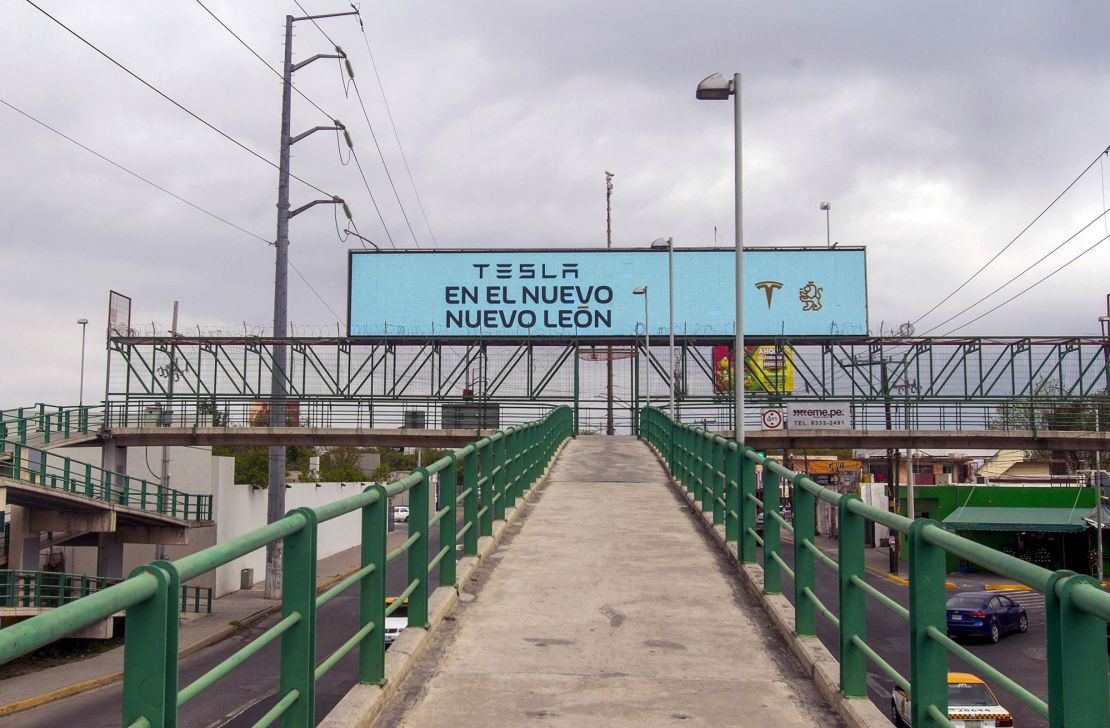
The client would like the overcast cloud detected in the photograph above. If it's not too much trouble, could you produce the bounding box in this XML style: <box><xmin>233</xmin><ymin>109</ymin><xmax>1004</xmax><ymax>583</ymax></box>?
<box><xmin>4</xmin><ymin>1</ymin><xmax>1110</xmax><ymax>404</ymax></box>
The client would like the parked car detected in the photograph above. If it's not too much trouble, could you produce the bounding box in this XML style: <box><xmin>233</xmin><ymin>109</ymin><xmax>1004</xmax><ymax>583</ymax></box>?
<box><xmin>946</xmin><ymin>591</ymin><xmax>1027</xmax><ymax>643</ymax></box>
<box><xmin>392</xmin><ymin>505</ymin><xmax>410</xmax><ymax>523</ymax></box>
<box><xmin>892</xmin><ymin>672</ymin><xmax>1013</xmax><ymax>727</ymax></box>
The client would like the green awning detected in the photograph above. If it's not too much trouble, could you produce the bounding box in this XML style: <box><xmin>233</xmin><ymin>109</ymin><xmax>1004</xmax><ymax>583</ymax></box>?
<box><xmin>942</xmin><ymin>506</ymin><xmax>1088</xmax><ymax>533</ymax></box>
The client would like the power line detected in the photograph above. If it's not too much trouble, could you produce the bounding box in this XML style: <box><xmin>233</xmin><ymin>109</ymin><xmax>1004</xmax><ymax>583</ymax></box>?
<box><xmin>942</xmin><ymin>230</ymin><xmax>1110</xmax><ymax>336</ymax></box>
<box><xmin>194</xmin><ymin>0</ymin><xmax>334</xmax><ymax>124</ymax></box>
<box><xmin>354</xmin><ymin>13</ymin><xmax>438</xmax><ymax>246</ymax></box>
<box><xmin>292</xmin><ymin>0</ymin><xmax>423</xmax><ymax>248</ymax></box>
<box><xmin>912</xmin><ymin>143</ymin><xmax>1110</xmax><ymax>326</ymax></box>
<box><xmin>1</xmin><ymin>97</ymin><xmax>344</xmax><ymax>324</ymax></box>
<box><xmin>196</xmin><ymin>0</ymin><xmax>395</xmax><ymax>247</ymax></box>
<box><xmin>350</xmin><ymin>80</ymin><xmax>421</xmax><ymax>247</ymax></box>
<box><xmin>24</xmin><ymin>0</ymin><xmax>335</xmax><ymax>198</ymax></box>
<box><xmin>921</xmin><ymin>206</ymin><xmax>1110</xmax><ymax>335</ymax></box>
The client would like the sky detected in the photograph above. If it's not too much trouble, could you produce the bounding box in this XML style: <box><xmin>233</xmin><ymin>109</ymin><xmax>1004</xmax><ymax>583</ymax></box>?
<box><xmin>4</xmin><ymin>1</ymin><xmax>1110</xmax><ymax>405</ymax></box>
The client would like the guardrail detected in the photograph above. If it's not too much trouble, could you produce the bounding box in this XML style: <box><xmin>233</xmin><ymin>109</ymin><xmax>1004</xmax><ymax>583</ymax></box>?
<box><xmin>0</xmin><ymin>403</ymin><xmax>101</xmax><ymax>446</ymax></box>
<box><xmin>0</xmin><ymin>406</ymin><xmax>572</xmax><ymax>727</ymax></box>
<box><xmin>640</xmin><ymin>406</ymin><xmax>1110</xmax><ymax>728</ymax></box>
<box><xmin>103</xmin><ymin>397</ymin><xmax>556</xmax><ymax>432</ymax></box>
<box><xmin>0</xmin><ymin>442</ymin><xmax>212</xmax><ymax>521</ymax></box>
<box><xmin>0</xmin><ymin>569</ymin><xmax>213</xmax><ymax>614</ymax></box>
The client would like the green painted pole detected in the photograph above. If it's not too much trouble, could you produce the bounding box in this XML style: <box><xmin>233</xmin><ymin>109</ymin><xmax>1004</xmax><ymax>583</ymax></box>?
<box><xmin>837</xmin><ymin>496</ymin><xmax>867</xmax><ymax>698</ymax></box>
<box><xmin>408</xmin><ymin>468</ymin><xmax>430</xmax><ymax>629</ymax></box>
<box><xmin>463</xmin><ymin>450</ymin><xmax>479</xmax><ymax>556</ymax></box>
<box><xmin>739</xmin><ymin>455</ymin><xmax>757</xmax><ymax>564</ymax></box>
<box><xmin>700</xmin><ymin>434</ymin><xmax>714</xmax><ymax>514</ymax></box>
<box><xmin>725</xmin><ymin>446</ymin><xmax>740</xmax><ymax>544</ymax></box>
<box><xmin>573</xmin><ymin>344</ymin><xmax>580</xmax><ymax>435</ymax></box>
<box><xmin>493</xmin><ymin>435</ymin><xmax>507</xmax><ymax>521</ymax></box>
<box><xmin>440</xmin><ymin>455</ymin><xmax>458</xmax><ymax>587</ymax></box>
<box><xmin>711</xmin><ymin>440</ymin><xmax>725</xmax><ymax>525</ymax></box>
<box><xmin>763</xmin><ymin>467</ymin><xmax>781</xmax><ymax>594</ymax></box>
<box><xmin>793</xmin><ymin>476</ymin><xmax>816</xmax><ymax>636</ymax></box>
<box><xmin>359</xmin><ymin>485</ymin><xmax>387</xmax><ymax>684</ymax></box>
<box><xmin>121</xmin><ymin>565</ymin><xmax>173</xmax><ymax>728</ymax></box>
<box><xmin>279</xmin><ymin>508</ymin><xmax>317</xmax><ymax>728</ymax></box>
<box><xmin>907</xmin><ymin>521</ymin><xmax>948</xmax><ymax>728</ymax></box>
<box><xmin>478</xmin><ymin>441</ymin><xmax>493</xmax><ymax>538</ymax></box>
<box><xmin>1051</xmin><ymin>574</ymin><xmax>1110</xmax><ymax>727</ymax></box>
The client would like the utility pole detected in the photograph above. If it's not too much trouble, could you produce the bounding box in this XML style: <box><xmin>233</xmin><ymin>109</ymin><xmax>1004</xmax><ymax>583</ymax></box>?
<box><xmin>159</xmin><ymin>301</ymin><xmax>178</xmax><ymax>562</ymax></box>
<box><xmin>267</xmin><ymin>10</ymin><xmax>357</xmax><ymax>600</ymax></box>
<box><xmin>605</xmin><ymin>171</ymin><xmax>615</xmax><ymax>435</ymax></box>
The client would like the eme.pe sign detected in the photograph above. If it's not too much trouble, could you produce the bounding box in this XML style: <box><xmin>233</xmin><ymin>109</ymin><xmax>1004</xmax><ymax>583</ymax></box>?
<box><xmin>347</xmin><ymin>248</ymin><xmax>867</xmax><ymax>338</ymax></box>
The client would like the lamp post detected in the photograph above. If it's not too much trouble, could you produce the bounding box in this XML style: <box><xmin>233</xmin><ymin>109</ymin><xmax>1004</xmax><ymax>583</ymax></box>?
<box><xmin>651</xmin><ymin>237</ymin><xmax>675</xmax><ymax>417</ymax></box>
<box><xmin>696</xmin><ymin>72</ymin><xmax>744</xmax><ymax>445</ymax></box>
<box><xmin>633</xmin><ymin>287</ymin><xmax>649</xmax><ymax>405</ymax></box>
<box><xmin>76</xmin><ymin>318</ymin><xmax>88</xmax><ymax>406</ymax></box>
<box><xmin>820</xmin><ymin>201</ymin><xmax>831</xmax><ymax>248</ymax></box>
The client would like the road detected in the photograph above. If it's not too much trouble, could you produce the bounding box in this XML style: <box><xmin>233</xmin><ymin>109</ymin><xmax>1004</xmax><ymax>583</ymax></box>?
<box><xmin>766</xmin><ymin>540</ymin><xmax>1054</xmax><ymax>727</ymax></box>
<box><xmin>11</xmin><ymin>524</ymin><xmax>443</xmax><ymax>727</ymax></box>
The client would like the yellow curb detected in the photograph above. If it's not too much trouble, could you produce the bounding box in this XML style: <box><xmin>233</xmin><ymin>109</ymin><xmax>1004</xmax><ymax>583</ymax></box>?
<box><xmin>0</xmin><ymin>562</ymin><xmax>364</xmax><ymax>718</ymax></box>
<box><xmin>983</xmin><ymin>584</ymin><xmax>1033</xmax><ymax>591</ymax></box>
<box><xmin>864</xmin><ymin>565</ymin><xmax>957</xmax><ymax>589</ymax></box>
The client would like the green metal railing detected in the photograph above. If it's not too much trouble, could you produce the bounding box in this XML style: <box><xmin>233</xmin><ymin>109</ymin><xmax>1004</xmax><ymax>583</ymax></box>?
<box><xmin>0</xmin><ymin>406</ymin><xmax>571</xmax><ymax>727</ymax></box>
<box><xmin>0</xmin><ymin>570</ymin><xmax>212</xmax><ymax>614</ymax></box>
<box><xmin>0</xmin><ymin>441</ymin><xmax>211</xmax><ymax>521</ymax></box>
<box><xmin>640</xmin><ymin>406</ymin><xmax>1110</xmax><ymax>728</ymax></box>
<box><xmin>0</xmin><ymin>403</ymin><xmax>101</xmax><ymax>446</ymax></box>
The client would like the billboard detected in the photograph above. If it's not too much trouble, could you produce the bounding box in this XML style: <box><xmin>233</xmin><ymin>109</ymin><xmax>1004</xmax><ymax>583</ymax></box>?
<box><xmin>713</xmin><ymin>345</ymin><xmax>796</xmax><ymax>394</ymax></box>
<box><xmin>348</xmin><ymin>248</ymin><xmax>867</xmax><ymax>339</ymax></box>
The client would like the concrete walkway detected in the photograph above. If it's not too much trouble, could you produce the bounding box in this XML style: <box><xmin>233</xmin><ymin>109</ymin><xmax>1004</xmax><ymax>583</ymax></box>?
<box><xmin>377</xmin><ymin>436</ymin><xmax>841</xmax><ymax>727</ymax></box>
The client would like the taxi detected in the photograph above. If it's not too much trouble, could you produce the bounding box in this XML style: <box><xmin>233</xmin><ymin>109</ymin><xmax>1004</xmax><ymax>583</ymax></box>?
<box><xmin>892</xmin><ymin>672</ymin><xmax>1013</xmax><ymax>727</ymax></box>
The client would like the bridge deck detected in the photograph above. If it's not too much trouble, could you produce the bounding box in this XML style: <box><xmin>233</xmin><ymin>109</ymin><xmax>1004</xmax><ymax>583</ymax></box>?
<box><xmin>376</xmin><ymin>436</ymin><xmax>840</xmax><ymax>727</ymax></box>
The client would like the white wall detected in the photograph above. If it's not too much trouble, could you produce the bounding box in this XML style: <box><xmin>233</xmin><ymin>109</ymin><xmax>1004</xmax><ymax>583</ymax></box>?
<box><xmin>860</xmin><ymin>483</ymin><xmax>891</xmax><ymax>545</ymax></box>
<box><xmin>211</xmin><ymin>479</ymin><xmax>367</xmax><ymax>597</ymax></box>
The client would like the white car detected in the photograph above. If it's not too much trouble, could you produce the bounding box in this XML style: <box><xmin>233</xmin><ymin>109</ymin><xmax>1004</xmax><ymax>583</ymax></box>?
<box><xmin>392</xmin><ymin>505</ymin><xmax>410</xmax><ymax>523</ymax></box>
<box><xmin>384</xmin><ymin>598</ymin><xmax>408</xmax><ymax>645</ymax></box>
<box><xmin>892</xmin><ymin>672</ymin><xmax>1013</xmax><ymax>728</ymax></box>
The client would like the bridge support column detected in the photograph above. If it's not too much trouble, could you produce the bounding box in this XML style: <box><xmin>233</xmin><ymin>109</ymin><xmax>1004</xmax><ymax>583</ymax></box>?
<box><xmin>8</xmin><ymin>506</ymin><xmax>41</xmax><ymax>570</ymax></box>
<box><xmin>97</xmin><ymin>532</ymin><xmax>124</xmax><ymax>579</ymax></box>
<box><xmin>101</xmin><ymin>442</ymin><xmax>128</xmax><ymax>478</ymax></box>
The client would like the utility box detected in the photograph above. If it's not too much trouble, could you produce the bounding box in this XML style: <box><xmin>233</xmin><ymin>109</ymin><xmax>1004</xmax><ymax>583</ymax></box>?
<box><xmin>443</xmin><ymin>403</ymin><xmax>500</xmax><ymax>429</ymax></box>
<box><xmin>240</xmin><ymin>568</ymin><xmax>254</xmax><ymax>590</ymax></box>
<box><xmin>403</xmin><ymin>410</ymin><xmax>426</xmax><ymax>429</ymax></box>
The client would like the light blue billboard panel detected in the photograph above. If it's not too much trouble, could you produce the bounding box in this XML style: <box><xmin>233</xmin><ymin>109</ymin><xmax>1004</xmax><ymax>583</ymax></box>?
<box><xmin>348</xmin><ymin>248</ymin><xmax>867</xmax><ymax>338</ymax></box>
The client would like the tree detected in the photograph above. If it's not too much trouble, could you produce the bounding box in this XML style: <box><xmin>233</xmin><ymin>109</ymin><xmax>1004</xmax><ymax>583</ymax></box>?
<box><xmin>989</xmin><ymin>378</ymin><xmax>1109</xmax><ymax>473</ymax></box>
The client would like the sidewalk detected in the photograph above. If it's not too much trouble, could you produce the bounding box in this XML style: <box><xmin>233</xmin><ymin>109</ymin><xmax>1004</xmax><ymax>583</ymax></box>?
<box><xmin>0</xmin><ymin>531</ymin><xmax>408</xmax><ymax>716</ymax></box>
<box><xmin>375</xmin><ymin>436</ymin><xmax>841</xmax><ymax>727</ymax></box>
<box><xmin>806</xmin><ymin>534</ymin><xmax>1032</xmax><ymax>591</ymax></box>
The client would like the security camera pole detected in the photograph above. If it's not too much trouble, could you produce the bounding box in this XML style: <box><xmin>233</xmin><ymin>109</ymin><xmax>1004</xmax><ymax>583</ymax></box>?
<box><xmin>267</xmin><ymin>10</ymin><xmax>357</xmax><ymax>600</ymax></box>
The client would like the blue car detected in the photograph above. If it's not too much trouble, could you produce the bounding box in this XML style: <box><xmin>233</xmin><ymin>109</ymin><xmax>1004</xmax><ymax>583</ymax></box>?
<box><xmin>946</xmin><ymin>592</ymin><xmax>1028</xmax><ymax>643</ymax></box>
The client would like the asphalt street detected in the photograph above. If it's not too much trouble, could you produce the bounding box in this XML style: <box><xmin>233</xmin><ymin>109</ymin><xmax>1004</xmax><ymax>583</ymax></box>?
<box><xmin>767</xmin><ymin>542</ymin><xmax>1058</xmax><ymax>727</ymax></box>
<box><xmin>10</xmin><ymin>523</ymin><xmax>442</xmax><ymax>727</ymax></box>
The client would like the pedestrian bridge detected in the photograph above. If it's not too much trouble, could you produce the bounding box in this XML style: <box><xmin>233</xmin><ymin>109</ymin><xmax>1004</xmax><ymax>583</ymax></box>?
<box><xmin>0</xmin><ymin>407</ymin><xmax>1107</xmax><ymax>728</ymax></box>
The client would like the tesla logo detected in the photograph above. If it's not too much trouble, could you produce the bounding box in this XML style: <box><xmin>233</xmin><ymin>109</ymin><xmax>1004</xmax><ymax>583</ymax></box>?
<box><xmin>755</xmin><ymin>280</ymin><xmax>783</xmax><ymax>309</ymax></box>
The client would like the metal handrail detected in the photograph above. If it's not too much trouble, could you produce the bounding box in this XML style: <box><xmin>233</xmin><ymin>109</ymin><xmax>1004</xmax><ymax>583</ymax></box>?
<box><xmin>0</xmin><ymin>440</ymin><xmax>211</xmax><ymax>521</ymax></box>
<box><xmin>0</xmin><ymin>406</ymin><xmax>572</xmax><ymax>726</ymax></box>
<box><xmin>0</xmin><ymin>403</ymin><xmax>102</xmax><ymax>447</ymax></box>
<box><xmin>641</xmin><ymin>406</ymin><xmax>1110</xmax><ymax>728</ymax></box>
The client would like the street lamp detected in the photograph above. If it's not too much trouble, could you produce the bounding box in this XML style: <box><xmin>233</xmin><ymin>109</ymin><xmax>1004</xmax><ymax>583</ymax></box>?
<box><xmin>633</xmin><ymin>287</ymin><xmax>649</xmax><ymax>405</ymax></box>
<box><xmin>76</xmin><ymin>318</ymin><xmax>88</xmax><ymax>406</ymax></box>
<box><xmin>696</xmin><ymin>72</ymin><xmax>744</xmax><ymax>445</ymax></box>
<box><xmin>820</xmin><ymin>201</ymin><xmax>831</xmax><ymax>248</ymax></box>
<box><xmin>651</xmin><ymin>237</ymin><xmax>675</xmax><ymax>418</ymax></box>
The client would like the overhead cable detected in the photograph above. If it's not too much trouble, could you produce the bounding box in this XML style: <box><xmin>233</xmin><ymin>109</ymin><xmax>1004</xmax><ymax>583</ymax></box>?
<box><xmin>913</xmin><ymin>143</ymin><xmax>1110</xmax><ymax>326</ymax></box>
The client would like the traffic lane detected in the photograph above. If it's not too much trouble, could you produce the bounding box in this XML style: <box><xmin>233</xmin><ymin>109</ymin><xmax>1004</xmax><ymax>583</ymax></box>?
<box><xmin>226</xmin><ymin>524</ymin><xmax>446</xmax><ymax>726</ymax></box>
<box><xmin>9</xmin><ymin>526</ymin><xmax>438</xmax><ymax>728</ymax></box>
<box><xmin>764</xmin><ymin>543</ymin><xmax>1051</xmax><ymax>727</ymax></box>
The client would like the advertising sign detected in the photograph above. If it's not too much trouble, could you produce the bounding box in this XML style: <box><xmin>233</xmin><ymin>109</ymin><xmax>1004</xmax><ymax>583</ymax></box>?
<box><xmin>786</xmin><ymin>403</ymin><xmax>851</xmax><ymax>429</ymax></box>
<box><xmin>712</xmin><ymin>345</ymin><xmax>796</xmax><ymax>394</ymax></box>
<box><xmin>348</xmin><ymin>248</ymin><xmax>867</xmax><ymax>339</ymax></box>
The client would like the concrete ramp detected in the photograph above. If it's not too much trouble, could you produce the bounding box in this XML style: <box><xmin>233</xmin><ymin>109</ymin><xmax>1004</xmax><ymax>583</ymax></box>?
<box><xmin>374</xmin><ymin>436</ymin><xmax>841</xmax><ymax>727</ymax></box>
